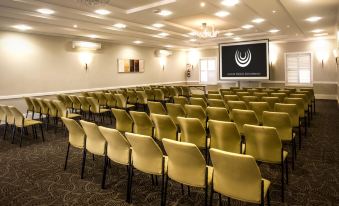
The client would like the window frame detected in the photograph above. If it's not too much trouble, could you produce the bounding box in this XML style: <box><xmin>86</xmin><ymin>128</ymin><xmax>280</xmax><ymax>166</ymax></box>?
<box><xmin>199</xmin><ymin>57</ymin><xmax>218</xmax><ymax>85</ymax></box>
<box><xmin>284</xmin><ymin>51</ymin><xmax>313</xmax><ymax>87</ymax></box>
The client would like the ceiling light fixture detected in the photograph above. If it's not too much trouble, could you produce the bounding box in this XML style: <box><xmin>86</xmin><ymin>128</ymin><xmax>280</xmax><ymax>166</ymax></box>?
<box><xmin>311</xmin><ymin>29</ymin><xmax>324</xmax><ymax>33</ymax></box>
<box><xmin>113</xmin><ymin>23</ymin><xmax>127</xmax><ymax>29</ymax></box>
<box><xmin>306</xmin><ymin>16</ymin><xmax>322</xmax><ymax>22</ymax></box>
<box><xmin>88</xmin><ymin>34</ymin><xmax>98</xmax><ymax>39</ymax></box>
<box><xmin>165</xmin><ymin>45</ymin><xmax>173</xmax><ymax>48</ymax></box>
<box><xmin>152</xmin><ymin>23</ymin><xmax>164</xmax><ymax>28</ymax></box>
<box><xmin>78</xmin><ymin>0</ymin><xmax>111</xmax><ymax>6</ymax></box>
<box><xmin>94</xmin><ymin>9</ymin><xmax>111</xmax><ymax>15</ymax></box>
<box><xmin>158</xmin><ymin>32</ymin><xmax>169</xmax><ymax>37</ymax></box>
<box><xmin>314</xmin><ymin>33</ymin><xmax>328</xmax><ymax>37</ymax></box>
<box><xmin>224</xmin><ymin>32</ymin><xmax>234</xmax><ymax>36</ymax></box>
<box><xmin>215</xmin><ymin>11</ymin><xmax>229</xmax><ymax>17</ymax></box>
<box><xmin>12</xmin><ymin>24</ymin><xmax>32</xmax><ymax>31</ymax></box>
<box><xmin>189</xmin><ymin>39</ymin><xmax>197</xmax><ymax>42</ymax></box>
<box><xmin>233</xmin><ymin>37</ymin><xmax>241</xmax><ymax>40</ymax></box>
<box><xmin>37</xmin><ymin>8</ymin><xmax>55</xmax><ymax>15</ymax></box>
<box><xmin>221</xmin><ymin>0</ymin><xmax>239</xmax><ymax>7</ymax></box>
<box><xmin>73</xmin><ymin>24</ymin><xmax>78</xmax><ymax>28</ymax></box>
<box><xmin>188</xmin><ymin>32</ymin><xmax>196</xmax><ymax>36</ymax></box>
<box><xmin>133</xmin><ymin>40</ymin><xmax>143</xmax><ymax>44</ymax></box>
<box><xmin>155</xmin><ymin>9</ymin><xmax>172</xmax><ymax>16</ymax></box>
<box><xmin>269</xmin><ymin>29</ymin><xmax>280</xmax><ymax>33</ymax></box>
<box><xmin>242</xmin><ymin>24</ymin><xmax>253</xmax><ymax>29</ymax></box>
<box><xmin>196</xmin><ymin>22</ymin><xmax>219</xmax><ymax>38</ymax></box>
<box><xmin>200</xmin><ymin>2</ymin><xmax>206</xmax><ymax>7</ymax></box>
<box><xmin>252</xmin><ymin>18</ymin><xmax>265</xmax><ymax>24</ymax></box>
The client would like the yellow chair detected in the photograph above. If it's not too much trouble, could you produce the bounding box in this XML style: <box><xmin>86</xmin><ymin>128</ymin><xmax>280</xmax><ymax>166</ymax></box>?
<box><xmin>127</xmin><ymin>90</ymin><xmax>138</xmax><ymax>105</ymax></box>
<box><xmin>207</xmin><ymin>99</ymin><xmax>225</xmax><ymax>108</ymax></box>
<box><xmin>206</xmin><ymin>107</ymin><xmax>230</xmax><ymax>122</ymax></box>
<box><xmin>87</xmin><ymin>97</ymin><xmax>111</xmax><ymax>123</ymax></box>
<box><xmin>247</xmin><ymin>88</ymin><xmax>259</xmax><ymax>95</ymax></box>
<box><xmin>300</xmin><ymin>88</ymin><xmax>315</xmax><ymax>113</ymax></box>
<box><xmin>162</xmin><ymin>138</ymin><xmax>212</xmax><ymax>206</ymax></box>
<box><xmin>208</xmin><ymin>90</ymin><xmax>219</xmax><ymax>94</ymax></box>
<box><xmin>61</xmin><ymin>117</ymin><xmax>85</xmax><ymax>172</ymax></box>
<box><xmin>69</xmin><ymin>95</ymin><xmax>82</xmax><ymax>113</ymax></box>
<box><xmin>52</xmin><ymin>100</ymin><xmax>81</xmax><ymax>126</ymax></box>
<box><xmin>145</xmin><ymin>89</ymin><xmax>155</xmax><ymax>101</ymax></box>
<box><xmin>290</xmin><ymin>93</ymin><xmax>310</xmax><ymax>126</ymax></box>
<box><xmin>242</xmin><ymin>96</ymin><xmax>259</xmax><ymax>107</ymax></box>
<box><xmin>227</xmin><ymin>100</ymin><xmax>247</xmax><ymax>111</ymax></box>
<box><xmin>111</xmin><ymin>108</ymin><xmax>133</xmax><ymax>133</ymax></box>
<box><xmin>184</xmin><ymin>105</ymin><xmax>207</xmax><ymax>129</ymax></box>
<box><xmin>95</xmin><ymin>92</ymin><xmax>107</xmax><ymax>107</ymax></box>
<box><xmin>31</xmin><ymin>98</ymin><xmax>42</xmax><ymax>120</ymax></box>
<box><xmin>24</xmin><ymin>97</ymin><xmax>34</xmax><ymax>118</ymax></box>
<box><xmin>232</xmin><ymin>109</ymin><xmax>259</xmax><ymax>135</ymax></box>
<box><xmin>207</xmin><ymin>94</ymin><xmax>222</xmax><ymax>100</ymax></box>
<box><xmin>136</xmin><ymin>91</ymin><xmax>148</xmax><ymax>111</ymax></box>
<box><xmin>36</xmin><ymin>98</ymin><xmax>49</xmax><ymax>122</ymax></box>
<box><xmin>115</xmin><ymin>93</ymin><xmax>135</xmax><ymax>111</ymax></box>
<box><xmin>220</xmin><ymin>90</ymin><xmax>233</xmax><ymax>96</ymax></box>
<box><xmin>236</xmin><ymin>92</ymin><xmax>250</xmax><ymax>100</ymax></box>
<box><xmin>104</xmin><ymin>93</ymin><xmax>117</xmax><ymax>108</ymax></box>
<box><xmin>263</xmin><ymin>111</ymin><xmax>296</xmax><ymax>169</ymax></box>
<box><xmin>78</xmin><ymin>96</ymin><xmax>91</xmax><ymax>118</ymax></box>
<box><xmin>99</xmin><ymin>127</ymin><xmax>131</xmax><ymax>199</ymax></box>
<box><xmin>190</xmin><ymin>97</ymin><xmax>208</xmax><ymax>111</ymax></box>
<box><xmin>209</xmin><ymin>148</ymin><xmax>271</xmax><ymax>206</ymax></box>
<box><xmin>161</xmin><ymin>87</ymin><xmax>170</xmax><ymax>99</ymax></box>
<box><xmin>166</xmin><ymin>103</ymin><xmax>186</xmax><ymax>126</ymax></box>
<box><xmin>208</xmin><ymin>120</ymin><xmax>242</xmax><ymax>154</ymax></box>
<box><xmin>63</xmin><ymin>95</ymin><xmax>75</xmax><ymax>111</ymax></box>
<box><xmin>148</xmin><ymin>101</ymin><xmax>167</xmax><ymax>115</ymax></box>
<box><xmin>79</xmin><ymin>120</ymin><xmax>107</xmax><ymax>187</ymax></box>
<box><xmin>181</xmin><ymin>86</ymin><xmax>191</xmax><ymax>97</ymax></box>
<box><xmin>284</xmin><ymin>97</ymin><xmax>307</xmax><ymax>137</ymax></box>
<box><xmin>271</xmin><ymin>93</ymin><xmax>287</xmax><ymax>103</ymax></box>
<box><xmin>249</xmin><ymin>102</ymin><xmax>270</xmax><ymax>125</ymax></box>
<box><xmin>243</xmin><ymin>124</ymin><xmax>288</xmax><ymax>202</ymax></box>
<box><xmin>151</xmin><ymin>114</ymin><xmax>178</xmax><ymax>141</ymax></box>
<box><xmin>262</xmin><ymin>96</ymin><xmax>280</xmax><ymax>111</ymax></box>
<box><xmin>125</xmin><ymin>132</ymin><xmax>167</xmax><ymax>204</ymax></box>
<box><xmin>129</xmin><ymin>111</ymin><xmax>154</xmax><ymax>136</ymax></box>
<box><xmin>154</xmin><ymin>89</ymin><xmax>169</xmax><ymax>103</ymax></box>
<box><xmin>1</xmin><ymin>105</ymin><xmax>14</xmax><ymax>140</ymax></box>
<box><xmin>168</xmin><ymin>87</ymin><xmax>179</xmax><ymax>100</ymax></box>
<box><xmin>223</xmin><ymin>95</ymin><xmax>240</xmax><ymax>102</ymax></box>
<box><xmin>173</xmin><ymin>96</ymin><xmax>189</xmax><ymax>107</ymax></box>
<box><xmin>9</xmin><ymin>106</ymin><xmax>44</xmax><ymax>147</ymax></box>
<box><xmin>174</xmin><ymin>86</ymin><xmax>183</xmax><ymax>96</ymax></box>
<box><xmin>253</xmin><ymin>92</ymin><xmax>268</xmax><ymax>101</ymax></box>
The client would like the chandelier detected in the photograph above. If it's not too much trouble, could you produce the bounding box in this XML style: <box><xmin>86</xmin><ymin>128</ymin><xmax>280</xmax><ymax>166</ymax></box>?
<box><xmin>196</xmin><ymin>23</ymin><xmax>219</xmax><ymax>39</ymax></box>
<box><xmin>77</xmin><ymin>0</ymin><xmax>111</xmax><ymax>6</ymax></box>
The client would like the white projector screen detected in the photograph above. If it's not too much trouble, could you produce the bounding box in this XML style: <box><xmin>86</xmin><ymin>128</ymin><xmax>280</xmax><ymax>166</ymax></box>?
<box><xmin>219</xmin><ymin>39</ymin><xmax>269</xmax><ymax>80</ymax></box>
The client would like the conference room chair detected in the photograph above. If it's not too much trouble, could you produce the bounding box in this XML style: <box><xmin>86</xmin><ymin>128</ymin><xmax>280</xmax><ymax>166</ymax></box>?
<box><xmin>136</xmin><ymin>87</ymin><xmax>144</xmax><ymax>91</ymax></box>
<box><xmin>243</xmin><ymin>124</ymin><xmax>288</xmax><ymax>202</ymax></box>
<box><xmin>127</xmin><ymin>90</ymin><xmax>138</xmax><ymax>106</ymax></box>
<box><xmin>208</xmin><ymin>90</ymin><xmax>219</xmax><ymax>94</ymax></box>
<box><xmin>284</xmin><ymin>97</ymin><xmax>308</xmax><ymax>140</ymax></box>
<box><xmin>168</xmin><ymin>87</ymin><xmax>179</xmax><ymax>100</ymax></box>
<box><xmin>154</xmin><ymin>89</ymin><xmax>169</xmax><ymax>103</ymax></box>
<box><xmin>290</xmin><ymin>94</ymin><xmax>310</xmax><ymax>121</ymax></box>
<box><xmin>207</xmin><ymin>94</ymin><xmax>222</xmax><ymax>100</ymax></box>
<box><xmin>145</xmin><ymin>89</ymin><xmax>155</xmax><ymax>101</ymax></box>
<box><xmin>104</xmin><ymin>93</ymin><xmax>117</xmax><ymax>109</ymax></box>
<box><xmin>36</xmin><ymin>98</ymin><xmax>49</xmax><ymax>124</ymax></box>
<box><xmin>129</xmin><ymin>111</ymin><xmax>154</xmax><ymax>137</ymax></box>
<box><xmin>261</xmin><ymin>89</ymin><xmax>274</xmax><ymax>96</ymax></box>
<box><xmin>263</xmin><ymin>111</ymin><xmax>296</xmax><ymax>169</ymax></box>
<box><xmin>294</xmin><ymin>91</ymin><xmax>313</xmax><ymax>119</ymax></box>
<box><xmin>57</xmin><ymin>94</ymin><xmax>66</xmax><ymax>104</ymax></box>
<box><xmin>223</xmin><ymin>95</ymin><xmax>240</xmax><ymax>103</ymax></box>
<box><xmin>63</xmin><ymin>95</ymin><xmax>75</xmax><ymax>111</ymax></box>
<box><xmin>111</xmin><ymin>108</ymin><xmax>133</xmax><ymax>133</ymax></box>
<box><xmin>173</xmin><ymin>96</ymin><xmax>189</xmax><ymax>107</ymax></box>
<box><xmin>9</xmin><ymin>106</ymin><xmax>44</xmax><ymax>147</ymax></box>
<box><xmin>253</xmin><ymin>92</ymin><xmax>268</xmax><ymax>101</ymax></box>
<box><xmin>300</xmin><ymin>88</ymin><xmax>315</xmax><ymax>113</ymax></box>
<box><xmin>247</xmin><ymin>88</ymin><xmax>258</xmax><ymax>95</ymax></box>
<box><xmin>151</xmin><ymin>113</ymin><xmax>178</xmax><ymax>142</ymax></box>
<box><xmin>99</xmin><ymin>127</ymin><xmax>131</xmax><ymax>200</ymax></box>
<box><xmin>161</xmin><ymin>87</ymin><xmax>171</xmax><ymax>99</ymax></box>
<box><xmin>81</xmin><ymin>92</ymin><xmax>89</xmax><ymax>97</ymax></box>
<box><xmin>173</xmin><ymin>86</ymin><xmax>183</xmax><ymax>96</ymax></box>
<box><xmin>1</xmin><ymin>105</ymin><xmax>13</xmax><ymax>140</ymax></box>
<box><xmin>148</xmin><ymin>101</ymin><xmax>167</xmax><ymax>115</ymax></box>
<box><xmin>117</xmin><ymin>89</ymin><xmax>128</xmax><ymax>99</ymax></box>
<box><xmin>125</xmin><ymin>133</ymin><xmax>167</xmax><ymax>204</ymax></box>
<box><xmin>277</xmin><ymin>89</ymin><xmax>291</xmax><ymax>96</ymax></box>
<box><xmin>43</xmin><ymin>99</ymin><xmax>59</xmax><ymax>129</ymax></box>
<box><xmin>232</xmin><ymin>88</ymin><xmax>244</xmax><ymax>93</ymax></box>
<box><xmin>206</xmin><ymin>107</ymin><xmax>231</xmax><ymax>122</ymax></box>
<box><xmin>209</xmin><ymin>148</ymin><xmax>271</xmax><ymax>206</ymax></box>
<box><xmin>230</xmin><ymin>86</ymin><xmax>240</xmax><ymax>91</ymax></box>
<box><xmin>24</xmin><ymin>97</ymin><xmax>34</xmax><ymax>118</ymax></box>
<box><xmin>242</xmin><ymin>96</ymin><xmax>259</xmax><ymax>108</ymax></box>
<box><xmin>248</xmin><ymin>102</ymin><xmax>271</xmax><ymax>125</ymax></box>
<box><xmin>61</xmin><ymin>117</ymin><xmax>85</xmax><ymax>173</ymax></box>
<box><xmin>162</xmin><ymin>138</ymin><xmax>212</xmax><ymax>206</ymax></box>
<box><xmin>271</xmin><ymin>93</ymin><xmax>287</xmax><ymax>103</ymax></box>
<box><xmin>190</xmin><ymin>97</ymin><xmax>208</xmax><ymax>111</ymax></box>
<box><xmin>166</xmin><ymin>103</ymin><xmax>186</xmax><ymax>126</ymax></box>
<box><xmin>262</xmin><ymin>96</ymin><xmax>280</xmax><ymax>111</ymax></box>
<box><xmin>31</xmin><ymin>98</ymin><xmax>42</xmax><ymax>120</ymax></box>
<box><xmin>227</xmin><ymin>100</ymin><xmax>247</xmax><ymax>111</ymax></box>
<box><xmin>0</xmin><ymin>105</ymin><xmax>9</xmax><ymax>139</ymax></box>
<box><xmin>236</xmin><ymin>92</ymin><xmax>250</xmax><ymax>100</ymax></box>
<box><xmin>136</xmin><ymin>91</ymin><xmax>148</xmax><ymax>111</ymax></box>
<box><xmin>95</xmin><ymin>92</ymin><xmax>107</xmax><ymax>107</ymax></box>
<box><xmin>191</xmin><ymin>94</ymin><xmax>207</xmax><ymax>102</ymax></box>
<box><xmin>208</xmin><ymin>120</ymin><xmax>242</xmax><ymax>154</ymax></box>
<box><xmin>114</xmin><ymin>93</ymin><xmax>135</xmax><ymax>111</ymax></box>
<box><xmin>184</xmin><ymin>105</ymin><xmax>207</xmax><ymax>129</ymax></box>
<box><xmin>207</xmin><ymin>99</ymin><xmax>226</xmax><ymax>108</ymax></box>
<box><xmin>69</xmin><ymin>95</ymin><xmax>82</xmax><ymax>113</ymax></box>
<box><xmin>220</xmin><ymin>90</ymin><xmax>233</xmax><ymax>96</ymax></box>
<box><xmin>52</xmin><ymin>100</ymin><xmax>81</xmax><ymax>129</ymax></box>
<box><xmin>181</xmin><ymin>86</ymin><xmax>191</xmax><ymax>97</ymax></box>
<box><xmin>268</xmin><ymin>87</ymin><xmax>281</xmax><ymax>92</ymax></box>
<box><xmin>87</xmin><ymin>97</ymin><xmax>111</xmax><ymax>123</ymax></box>
<box><xmin>78</xmin><ymin>96</ymin><xmax>91</xmax><ymax>119</ymax></box>
<box><xmin>232</xmin><ymin>109</ymin><xmax>259</xmax><ymax>136</ymax></box>
<box><xmin>79</xmin><ymin>120</ymin><xmax>107</xmax><ymax>188</ymax></box>
<box><xmin>284</xmin><ymin>88</ymin><xmax>296</xmax><ymax>93</ymax></box>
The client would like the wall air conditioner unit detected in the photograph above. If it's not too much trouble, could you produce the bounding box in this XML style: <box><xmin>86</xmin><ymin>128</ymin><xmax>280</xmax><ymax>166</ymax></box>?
<box><xmin>72</xmin><ymin>41</ymin><xmax>101</xmax><ymax>50</ymax></box>
<box><xmin>154</xmin><ymin>49</ymin><xmax>173</xmax><ymax>57</ymax></box>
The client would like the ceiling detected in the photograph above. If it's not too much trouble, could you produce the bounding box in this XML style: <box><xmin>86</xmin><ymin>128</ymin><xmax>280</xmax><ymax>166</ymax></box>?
<box><xmin>0</xmin><ymin>0</ymin><xmax>338</xmax><ymax>49</ymax></box>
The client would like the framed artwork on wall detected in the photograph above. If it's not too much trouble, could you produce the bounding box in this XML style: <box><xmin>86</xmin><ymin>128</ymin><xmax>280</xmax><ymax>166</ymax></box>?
<box><xmin>118</xmin><ymin>59</ymin><xmax>145</xmax><ymax>73</ymax></box>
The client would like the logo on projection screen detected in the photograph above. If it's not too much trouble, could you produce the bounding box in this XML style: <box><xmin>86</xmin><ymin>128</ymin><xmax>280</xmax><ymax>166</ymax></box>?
<box><xmin>234</xmin><ymin>49</ymin><xmax>252</xmax><ymax>68</ymax></box>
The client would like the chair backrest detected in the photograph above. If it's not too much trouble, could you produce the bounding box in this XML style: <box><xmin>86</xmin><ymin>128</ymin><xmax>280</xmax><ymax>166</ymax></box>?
<box><xmin>236</xmin><ymin>92</ymin><xmax>250</xmax><ymax>99</ymax></box>
<box><xmin>151</xmin><ymin>114</ymin><xmax>178</xmax><ymax>141</ymax></box>
<box><xmin>2</xmin><ymin>106</ymin><xmax>14</xmax><ymax>124</ymax></box>
<box><xmin>87</xmin><ymin>97</ymin><xmax>100</xmax><ymax>113</ymax></box>
<box><xmin>284</xmin><ymin>97</ymin><xmax>305</xmax><ymax>117</ymax></box>
<box><xmin>290</xmin><ymin>94</ymin><xmax>308</xmax><ymax>109</ymax></box>
<box><xmin>148</xmin><ymin>101</ymin><xmax>167</xmax><ymax>115</ymax></box>
<box><xmin>181</xmin><ymin>86</ymin><xmax>191</xmax><ymax>97</ymax></box>
<box><xmin>0</xmin><ymin>105</ymin><xmax>6</xmax><ymax>122</ymax></box>
<box><xmin>248</xmin><ymin>102</ymin><xmax>270</xmax><ymax>124</ymax></box>
<box><xmin>80</xmin><ymin>120</ymin><xmax>106</xmax><ymax>156</ymax></box>
<box><xmin>243</xmin><ymin>124</ymin><xmax>283</xmax><ymax>163</ymax></box>
<box><xmin>242</xmin><ymin>96</ymin><xmax>259</xmax><ymax>106</ymax></box>
<box><xmin>145</xmin><ymin>89</ymin><xmax>155</xmax><ymax>100</ymax></box>
<box><xmin>31</xmin><ymin>98</ymin><xmax>41</xmax><ymax>113</ymax></box>
<box><xmin>166</xmin><ymin>103</ymin><xmax>186</xmax><ymax>125</ymax></box>
<box><xmin>114</xmin><ymin>93</ymin><xmax>128</xmax><ymax>109</ymax></box>
<box><xmin>262</xmin><ymin>111</ymin><xmax>292</xmax><ymax>141</ymax></box>
<box><xmin>227</xmin><ymin>100</ymin><xmax>247</xmax><ymax>111</ymax></box>
<box><xmin>224</xmin><ymin>95</ymin><xmax>240</xmax><ymax>102</ymax></box>
<box><xmin>207</xmin><ymin>94</ymin><xmax>222</xmax><ymax>100</ymax></box>
<box><xmin>36</xmin><ymin>98</ymin><xmax>49</xmax><ymax>115</ymax></box>
<box><xmin>126</xmin><ymin>132</ymin><xmax>164</xmax><ymax>175</ymax></box>
<box><xmin>104</xmin><ymin>93</ymin><xmax>116</xmax><ymax>108</ymax></box>
<box><xmin>253</xmin><ymin>92</ymin><xmax>268</xmax><ymax>100</ymax></box>
<box><xmin>61</xmin><ymin>117</ymin><xmax>85</xmax><ymax>148</ymax></box>
<box><xmin>168</xmin><ymin>87</ymin><xmax>179</xmax><ymax>97</ymax></box>
<box><xmin>63</xmin><ymin>95</ymin><xmax>74</xmax><ymax>108</ymax></box>
<box><xmin>184</xmin><ymin>104</ymin><xmax>207</xmax><ymax>128</ymax></box>
<box><xmin>162</xmin><ymin>138</ymin><xmax>207</xmax><ymax>187</ymax></box>
<box><xmin>207</xmin><ymin>99</ymin><xmax>225</xmax><ymax>108</ymax></box>
<box><xmin>190</xmin><ymin>97</ymin><xmax>207</xmax><ymax>110</ymax></box>
<box><xmin>206</xmin><ymin>107</ymin><xmax>230</xmax><ymax>122</ymax></box>
<box><xmin>262</xmin><ymin>96</ymin><xmax>280</xmax><ymax>111</ymax></box>
<box><xmin>271</xmin><ymin>93</ymin><xmax>287</xmax><ymax>103</ymax></box>
<box><xmin>153</xmin><ymin>89</ymin><xmax>165</xmax><ymax>101</ymax></box>
<box><xmin>52</xmin><ymin>100</ymin><xmax>68</xmax><ymax>118</ymax></box>
<box><xmin>69</xmin><ymin>95</ymin><xmax>82</xmax><ymax>109</ymax></box>
<box><xmin>136</xmin><ymin>91</ymin><xmax>147</xmax><ymax>104</ymax></box>
<box><xmin>9</xmin><ymin>106</ymin><xmax>25</xmax><ymax>127</ymax></box>
<box><xmin>173</xmin><ymin>96</ymin><xmax>188</xmax><ymax>107</ymax></box>
<box><xmin>127</xmin><ymin>91</ymin><xmax>138</xmax><ymax>104</ymax></box>
<box><xmin>232</xmin><ymin>109</ymin><xmax>259</xmax><ymax>135</ymax></box>
<box><xmin>191</xmin><ymin>94</ymin><xmax>207</xmax><ymax>101</ymax></box>
<box><xmin>95</xmin><ymin>92</ymin><xmax>107</xmax><ymax>106</ymax></box>
<box><xmin>99</xmin><ymin>127</ymin><xmax>131</xmax><ymax>165</ymax></box>
<box><xmin>274</xmin><ymin>103</ymin><xmax>299</xmax><ymax>127</ymax></box>
<box><xmin>209</xmin><ymin>120</ymin><xmax>241</xmax><ymax>153</ymax></box>
<box><xmin>24</xmin><ymin>97</ymin><xmax>34</xmax><ymax>111</ymax></box>
<box><xmin>129</xmin><ymin>111</ymin><xmax>153</xmax><ymax>136</ymax></box>
<box><xmin>209</xmin><ymin>148</ymin><xmax>263</xmax><ymax>203</ymax></box>
<box><xmin>111</xmin><ymin>108</ymin><xmax>133</xmax><ymax>133</ymax></box>
<box><xmin>208</xmin><ymin>90</ymin><xmax>219</xmax><ymax>94</ymax></box>
<box><xmin>43</xmin><ymin>99</ymin><xmax>57</xmax><ymax>117</ymax></box>
<box><xmin>177</xmin><ymin>117</ymin><xmax>206</xmax><ymax>148</ymax></box>
<box><xmin>78</xmin><ymin>96</ymin><xmax>91</xmax><ymax>111</ymax></box>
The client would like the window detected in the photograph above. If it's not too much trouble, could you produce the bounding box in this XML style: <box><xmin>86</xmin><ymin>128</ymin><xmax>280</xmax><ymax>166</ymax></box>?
<box><xmin>200</xmin><ymin>58</ymin><xmax>217</xmax><ymax>84</ymax></box>
<box><xmin>285</xmin><ymin>52</ymin><xmax>312</xmax><ymax>85</ymax></box>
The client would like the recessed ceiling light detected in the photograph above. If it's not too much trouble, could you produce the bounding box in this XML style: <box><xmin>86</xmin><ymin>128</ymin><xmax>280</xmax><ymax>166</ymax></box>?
<box><xmin>306</xmin><ymin>16</ymin><xmax>322</xmax><ymax>22</ymax></box>
<box><xmin>189</xmin><ymin>39</ymin><xmax>197</xmax><ymax>42</ymax></box>
<box><xmin>252</xmin><ymin>18</ymin><xmax>265</xmax><ymax>24</ymax></box>
<box><xmin>88</xmin><ymin>34</ymin><xmax>98</xmax><ymax>39</ymax></box>
<box><xmin>73</xmin><ymin>24</ymin><xmax>78</xmax><ymax>28</ymax></box>
<box><xmin>113</xmin><ymin>23</ymin><xmax>127</xmax><ymax>29</ymax></box>
<box><xmin>242</xmin><ymin>24</ymin><xmax>253</xmax><ymax>29</ymax></box>
<box><xmin>272</xmin><ymin>10</ymin><xmax>277</xmax><ymax>13</ymax></box>
<box><xmin>224</xmin><ymin>32</ymin><xmax>234</xmax><ymax>36</ymax></box>
<box><xmin>152</xmin><ymin>23</ymin><xmax>164</xmax><ymax>28</ymax></box>
<box><xmin>157</xmin><ymin>10</ymin><xmax>172</xmax><ymax>16</ymax></box>
<box><xmin>269</xmin><ymin>29</ymin><xmax>280</xmax><ymax>33</ymax></box>
<box><xmin>200</xmin><ymin>2</ymin><xmax>206</xmax><ymax>7</ymax></box>
<box><xmin>133</xmin><ymin>40</ymin><xmax>143</xmax><ymax>44</ymax></box>
<box><xmin>37</xmin><ymin>8</ymin><xmax>55</xmax><ymax>15</ymax></box>
<box><xmin>221</xmin><ymin>0</ymin><xmax>239</xmax><ymax>7</ymax></box>
<box><xmin>215</xmin><ymin>11</ymin><xmax>230</xmax><ymax>17</ymax></box>
<box><xmin>165</xmin><ymin>45</ymin><xmax>173</xmax><ymax>48</ymax></box>
<box><xmin>12</xmin><ymin>24</ymin><xmax>32</xmax><ymax>31</ymax></box>
<box><xmin>233</xmin><ymin>37</ymin><xmax>241</xmax><ymax>40</ymax></box>
<box><xmin>313</xmin><ymin>33</ymin><xmax>328</xmax><ymax>37</ymax></box>
<box><xmin>95</xmin><ymin>9</ymin><xmax>111</xmax><ymax>15</ymax></box>
<box><xmin>311</xmin><ymin>29</ymin><xmax>324</xmax><ymax>33</ymax></box>
<box><xmin>158</xmin><ymin>32</ymin><xmax>169</xmax><ymax>37</ymax></box>
<box><xmin>188</xmin><ymin>32</ymin><xmax>196</xmax><ymax>36</ymax></box>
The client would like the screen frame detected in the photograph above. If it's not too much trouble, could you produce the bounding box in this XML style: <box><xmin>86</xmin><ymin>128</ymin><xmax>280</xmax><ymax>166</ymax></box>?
<box><xmin>219</xmin><ymin>39</ymin><xmax>270</xmax><ymax>80</ymax></box>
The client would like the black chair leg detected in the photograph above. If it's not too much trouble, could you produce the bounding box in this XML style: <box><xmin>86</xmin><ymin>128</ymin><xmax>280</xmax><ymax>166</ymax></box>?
<box><xmin>19</xmin><ymin>127</ymin><xmax>24</xmax><ymax>147</ymax></box>
<box><xmin>161</xmin><ymin>174</ymin><xmax>165</xmax><ymax>206</ymax></box>
<box><xmin>40</xmin><ymin>124</ymin><xmax>45</xmax><ymax>142</ymax></box>
<box><xmin>11</xmin><ymin>126</ymin><xmax>16</xmax><ymax>144</ymax></box>
<box><xmin>204</xmin><ymin>185</ymin><xmax>208</xmax><ymax>206</ymax></box>
<box><xmin>3</xmin><ymin>123</ymin><xmax>8</xmax><ymax>140</ymax></box>
<box><xmin>128</xmin><ymin>166</ymin><xmax>134</xmax><ymax>203</ymax></box>
<box><xmin>163</xmin><ymin>175</ymin><xmax>169</xmax><ymax>206</ymax></box>
<box><xmin>81</xmin><ymin>149</ymin><xmax>87</xmax><ymax>179</ymax></box>
<box><xmin>64</xmin><ymin>143</ymin><xmax>70</xmax><ymax>170</ymax></box>
<box><xmin>219</xmin><ymin>193</ymin><xmax>222</xmax><ymax>206</ymax></box>
<box><xmin>101</xmin><ymin>155</ymin><xmax>108</xmax><ymax>189</ymax></box>
<box><xmin>209</xmin><ymin>186</ymin><xmax>214</xmax><ymax>206</ymax></box>
<box><xmin>267</xmin><ymin>188</ymin><xmax>271</xmax><ymax>206</ymax></box>
<box><xmin>281</xmin><ymin>162</ymin><xmax>284</xmax><ymax>202</ymax></box>
<box><xmin>126</xmin><ymin>165</ymin><xmax>131</xmax><ymax>203</ymax></box>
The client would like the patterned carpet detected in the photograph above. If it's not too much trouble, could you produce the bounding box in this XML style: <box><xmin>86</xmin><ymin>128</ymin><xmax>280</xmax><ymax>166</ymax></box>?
<box><xmin>0</xmin><ymin>100</ymin><xmax>338</xmax><ymax>206</ymax></box>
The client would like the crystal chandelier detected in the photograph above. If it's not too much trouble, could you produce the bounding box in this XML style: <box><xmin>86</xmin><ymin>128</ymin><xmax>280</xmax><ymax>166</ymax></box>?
<box><xmin>196</xmin><ymin>23</ymin><xmax>219</xmax><ymax>39</ymax></box>
<box><xmin>78</xmin><ymin>0</ymin><xmax>111</xmax><ymax>6</ymax></box>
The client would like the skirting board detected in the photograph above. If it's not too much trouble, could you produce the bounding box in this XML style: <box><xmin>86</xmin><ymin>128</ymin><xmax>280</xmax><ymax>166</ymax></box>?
<box><xmin>315</xmin><ymin>94</ymin><xmax>337</xmax><ymax>100</ymax></box>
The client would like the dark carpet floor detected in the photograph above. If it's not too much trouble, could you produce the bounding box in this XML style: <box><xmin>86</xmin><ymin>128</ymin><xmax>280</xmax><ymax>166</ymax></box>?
<box><xmin>0</xmin><ymin>100</ymin><xmax>338</xmax><ymax>206</ymax></box>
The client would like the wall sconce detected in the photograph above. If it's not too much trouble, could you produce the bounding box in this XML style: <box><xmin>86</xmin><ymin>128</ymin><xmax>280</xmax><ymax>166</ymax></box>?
<box><xmin>159</xmin><ymin>57</ymin><xmax>166</xmax><ymax>70</ymax></box>
<box><xmin>333</xmin><ymin>48</ymin><xmax>338</xmax><ymax>69</ymax></box>
<box><xmin>313</xmin><ymin>39</ymin><xmax>329</xmax><ymax>69</ymax></box>
<box><xmin>79</xmin><ymin>52</ymin><xmax>93</xmax><ymax>71</ymax></box>
<box><xmin>269</xmin><ymin>43</ymin><xmax>279</xmax><ymax>69</ymax></box>
<box><xmin>187</xmin><ymin>48</ymin><xmax>200</xmax><ymax>68</ymax></box>
<box><xmin>155</xmin><ymin>49</ymin><xmax>172</xmax><ymax>70</ymax></box>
